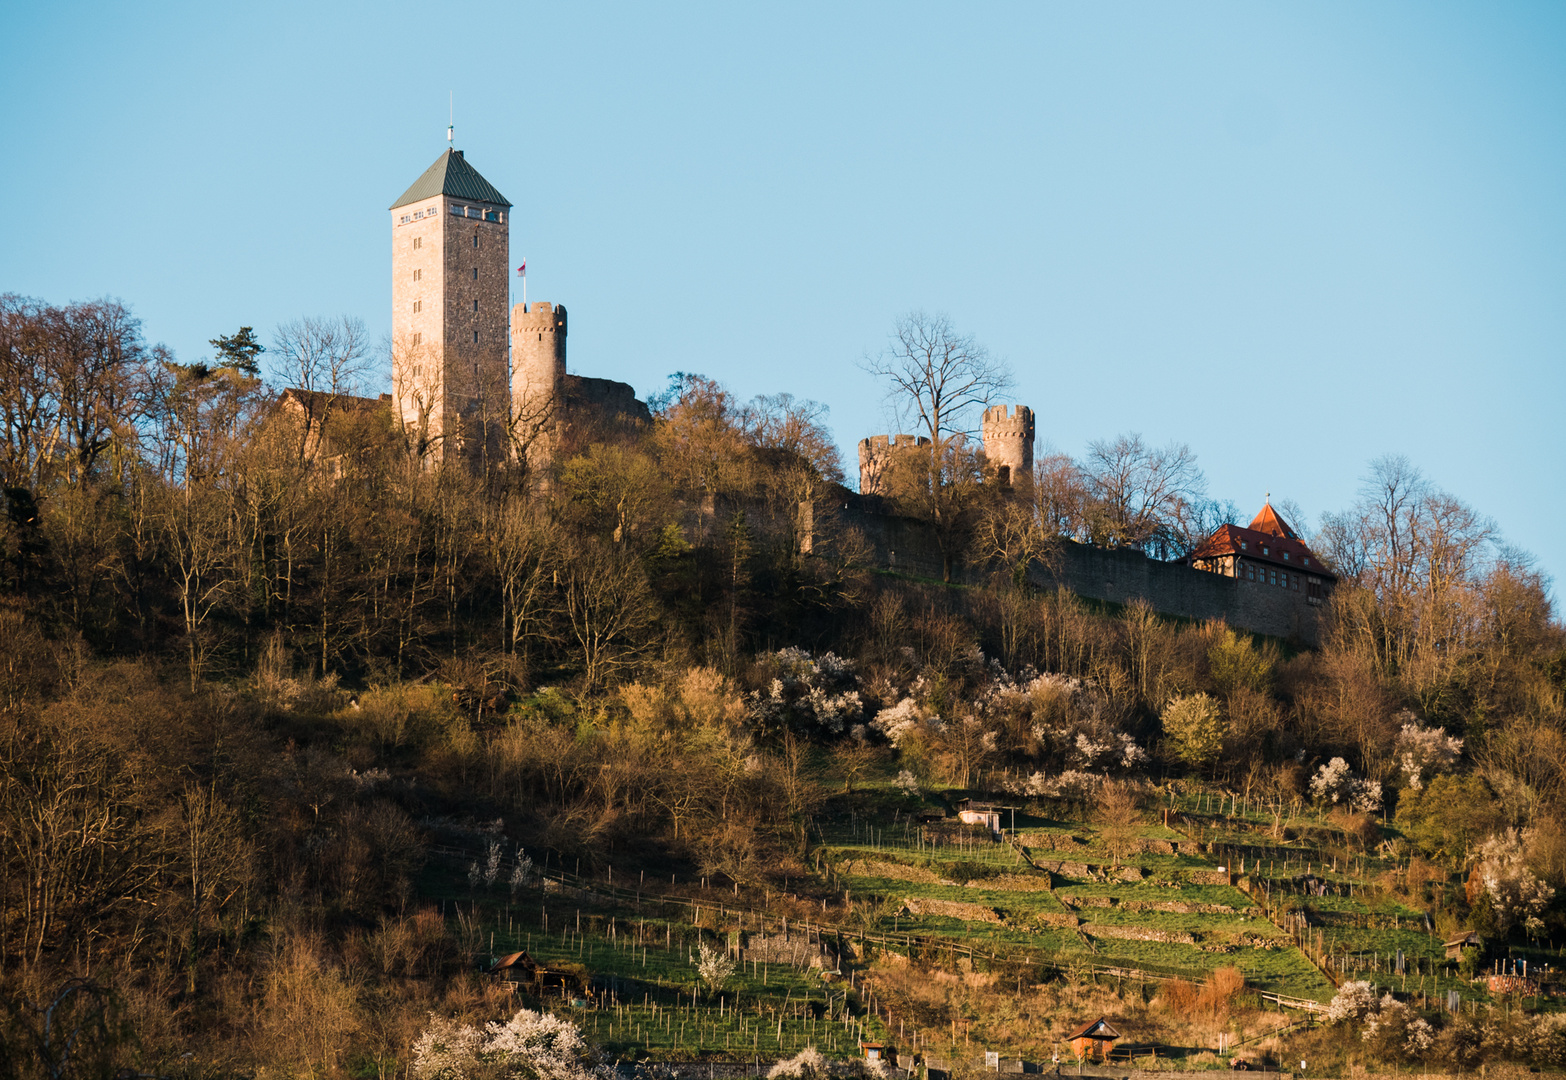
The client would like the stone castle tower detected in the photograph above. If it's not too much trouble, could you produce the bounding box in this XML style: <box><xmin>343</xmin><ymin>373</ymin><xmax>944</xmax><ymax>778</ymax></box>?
<box><xmin>857</xmin><ymin>433</ymin><xmax>929</xmax><ymax>496</ymax></box>
<box><xmin>390</xmin><ymin>148</ymin><xmax>512</xmax><ymax>458</ymax></box>
<box><xmin>981</xmin><ymin>405</ymin><xmax>1035</xmax><ymax>486</ymax></box>
<box><xmin>510</xmin><ymin>300</ymin><xmax>567</xmax><ymax>468</ymax></box>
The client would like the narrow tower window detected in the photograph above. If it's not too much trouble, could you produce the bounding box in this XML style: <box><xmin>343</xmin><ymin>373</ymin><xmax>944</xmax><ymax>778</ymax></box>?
<box><xmin>473</xmin><ymin>234</ymin><xmax>479</xmax><ymax>248</ymax></box>
<box><xmin>473</xmin><ymin>331</ymin><xmax>480</xmax><ymax>343</ymax></box>
<box><xmin>472</xmin><ymin>268</ymin><xmax>478</xmax><ymax>280</ymax></box>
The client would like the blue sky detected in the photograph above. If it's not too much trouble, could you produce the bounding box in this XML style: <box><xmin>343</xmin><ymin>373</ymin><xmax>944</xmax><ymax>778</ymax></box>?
<box><xmin>4</xmin><ymin>1</ymin><xmax>1564</xmax><ymax>594</ymax></box>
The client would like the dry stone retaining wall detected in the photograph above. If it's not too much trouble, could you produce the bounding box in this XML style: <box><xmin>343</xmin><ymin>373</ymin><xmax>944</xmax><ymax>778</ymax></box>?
<box><xmin>1083</xmin><ymin>923</ymin><xmax>1198</xmax><ymax>945</ymax></box>
<box><xmin>962</xmin><ymin>873</ymin><xmax>1056</xmax><ymax>892</ymax></box>
<box><xmin>1018</xmin><ymin>832</ymin><xmax>1089</xmax><ymax>851</ymax></box>
<box><xmin>899</xmin><ymin>897</ymin><xmax>1003</xmax><ymax>924</ymax></box>
<box><xmin>841</xmin><ymin>859</ymin><xmax>942</xmax><ymax>884</ymax></box>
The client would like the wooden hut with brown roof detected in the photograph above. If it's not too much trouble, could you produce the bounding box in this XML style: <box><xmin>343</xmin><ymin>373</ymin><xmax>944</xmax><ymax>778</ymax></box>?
<box><xmin>1065</xmin><ymin>1017</ymin><xmax>1120</xmax><ymax>1062</ymax></box>
<box><xmin>1444</xmin><ymin>931</ymin><xmax>1482</xmax><ymax>961</ymax></box>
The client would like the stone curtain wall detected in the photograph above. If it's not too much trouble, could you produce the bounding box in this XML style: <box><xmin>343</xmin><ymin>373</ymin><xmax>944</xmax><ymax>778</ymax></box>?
<box><xmin>1029</xmin><ymin>541</ymin><xmax>1324</xmax><ymax>643</ymax></box>
<box><xmin>837</xmin><ymin>502</ymin><xmax>1326</xmax><ymax>645</ymax></box>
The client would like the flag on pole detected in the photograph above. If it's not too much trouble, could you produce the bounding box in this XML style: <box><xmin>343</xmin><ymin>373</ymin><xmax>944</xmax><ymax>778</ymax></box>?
<box><xmin>516</xmin><ymin>261</ymin><xmax>526</xmax><ymax>276</ymax></box>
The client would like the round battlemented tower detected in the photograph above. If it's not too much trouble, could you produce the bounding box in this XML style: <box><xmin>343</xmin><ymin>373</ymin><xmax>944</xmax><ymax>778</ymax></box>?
<box><xmin>510</xmin><ymin>301</ymin><xmax>567</xmax><ymax>468</ymax></box>
<box><xmin>981</xmin><ymin>404</ymin><xmax>1035</xmax><ymax>486</ymax></box>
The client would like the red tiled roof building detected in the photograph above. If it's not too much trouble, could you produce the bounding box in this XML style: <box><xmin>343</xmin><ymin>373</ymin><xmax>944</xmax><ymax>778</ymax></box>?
<box><xmin>1186</xmin><ymin>501</ymin><xmax>1336</xmax><ymax>605</ymax></box>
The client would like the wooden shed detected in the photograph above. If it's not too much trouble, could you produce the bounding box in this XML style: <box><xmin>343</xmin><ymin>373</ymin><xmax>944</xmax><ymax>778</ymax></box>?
<box><xmin>1444</xmin><ymin>932</ymin><xmax>1482</xmax><ymax>961</ymax></box>
<box><xmin>956</xmin><ymin>799</ymin><xmax>1006</xmax><ymax>835</ymax></box>
<box><xmin>486</xmin><ymin>950</ymin><xmax>582</xmax><ymax>997</ymax></box>
<box><xmin>859</xmin><ymin>1041</ymin><xmax>896</xmax><ymax>1066</ymax></box>
<box><xmin>1065</xmin><ymin>1017</ymin><xmax>1120</xmax><ymax>1062</ymax></box>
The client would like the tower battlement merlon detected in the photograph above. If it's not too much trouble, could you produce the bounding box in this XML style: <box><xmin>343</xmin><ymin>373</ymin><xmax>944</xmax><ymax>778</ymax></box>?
<box><xmin>512</xmin><ymin>300</ymin><xmax>567</xmax><ymax>328</ymax></box>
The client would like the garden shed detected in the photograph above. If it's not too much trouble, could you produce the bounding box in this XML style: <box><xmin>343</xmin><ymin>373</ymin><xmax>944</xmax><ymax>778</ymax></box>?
<box><xmin>1444</xmin><ymin>932</ymin><xmax>1482</xmax><ymax>961</ymax></box>
<box><xmin>1065</xmin><ymin>1017</ymin><xmax>1120</xmax><ymax>1062</ymax></box>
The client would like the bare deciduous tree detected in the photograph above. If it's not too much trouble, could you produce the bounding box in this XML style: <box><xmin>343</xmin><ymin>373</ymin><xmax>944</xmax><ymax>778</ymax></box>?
<box><xmin>861</xmin><ymin>311</ymin><xmax>1012</xmax><ymax>444</ymax></box>
<box><xmin>885</xmin><ymin>437</ymin><xmax>989</xmax><ymax>582</ymax></box>
<box><xmin>272</xmin><ymin>316</ymin><xmax>371</xmax><ymax>460</ymax></box>
<box><xmin>1095</xmin><ymin>780</ymin><xmax>1142</xmax><ymax>867</ymax></box>
<box><xmin>0</xmin><ymin>295</ymin><xmax>155</xmax><ymax>492</ymax></box>
<box><xmin>1082</xmin><ymin>432</ymin><xmax>1207</xmax><ymax>556</ymax></box>
<box><xmin>744</xmin><ymin>393</ymin><xmax>843</xmax><ymax>562</ymax></box>
<box><xmin>558</xmin><ymin>537</ymin><xmax>659</xmax><ymax>693</ymax></box>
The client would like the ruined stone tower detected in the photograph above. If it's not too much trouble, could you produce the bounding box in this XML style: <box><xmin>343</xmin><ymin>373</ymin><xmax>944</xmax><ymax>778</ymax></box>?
<box><xmin>981</xmin><ymin>405</ymin><xmax>1035</xmax><ymax>486</ymax></box>
<box><xmin>857</xmin><ymin>433</ymin><xmax>930</xmax><ymax>496</ymax></box>
<box><xmin>509</xmin><ymin>300</ymin><xmax>567</xmax><ymax>469</ymax></box>
<box><xmin>390</xmin><ymin>148</ymin><xmax>511</xmax><ymax>460</ymax></box>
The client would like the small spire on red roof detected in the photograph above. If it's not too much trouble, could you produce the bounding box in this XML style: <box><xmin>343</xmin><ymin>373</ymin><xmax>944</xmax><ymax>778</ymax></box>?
<box><xmin>1247</xmin><ymin>501</ymin><xmax>1298</xmax><ymax>541</ymax></box>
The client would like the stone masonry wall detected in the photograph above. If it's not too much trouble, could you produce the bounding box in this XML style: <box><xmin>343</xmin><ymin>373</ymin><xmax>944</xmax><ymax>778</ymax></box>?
<box><xmin>839</xmin><ymin>501</ymin><xmax>1326</xmax><ymax>644</ymax></box>
<box><xmin>391</xmin><ymin>196</ymin><xmax>448</xmax><ymax>438</ymax></box>
<box><xmin>441</xmin><ymin>197</ymin><xmax>510</xmax><ymax>441</ymax></box>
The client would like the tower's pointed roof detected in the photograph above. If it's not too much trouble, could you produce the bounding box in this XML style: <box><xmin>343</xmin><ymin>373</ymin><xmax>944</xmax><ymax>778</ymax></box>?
<box><xmin>391</xmin><ymin>149</ymin><xmax>511</xmax><ymax>210</ymax></box>
<box><xmin>1247</xmin><ymin>501</ymin><xmax>1299</xmax><ymax>540</ymax></box>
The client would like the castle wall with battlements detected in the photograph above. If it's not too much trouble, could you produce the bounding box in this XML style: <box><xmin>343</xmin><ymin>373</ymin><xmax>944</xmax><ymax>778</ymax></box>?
<box><xmin>837</xmin><ymin>498</ymin><xmax>1325</xmax><ymax>643</ymax></box>
<box><xmin>858</xmin><ymin>433</ymin><xmax>930</xmax><ymax>495</ymax></box>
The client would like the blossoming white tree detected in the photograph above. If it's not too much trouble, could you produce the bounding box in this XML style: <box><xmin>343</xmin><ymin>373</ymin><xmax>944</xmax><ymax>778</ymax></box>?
<box><xmin>696</xmin><ymin>940</ymin><xmax>736</xmax><ymax>997</ymax></box>
<box><xmin>412</xmin><ymin>1008</ymin><xmax>603</xmax><ymax>1080</ymax></box>
<box><xmin>1326</xmin><ymin>982</ymin><xmax>1433</xmax><ymax>1062</ymax></box>
<box><xmin>1393</xmin><ymin>715</ymin><xmax>1463</xmax><ymax>791</ymax></box>
<box><xmin>748</xmin><ymin>649</ymin><xmax>863</xmax><ymax>737</ymax></box>
<box><xmin>1473</xmin><ymin>829</ymin><xmax>1556</xmax><ymax>935</ymax></box>
<box><xmin>1310</xmin><ymin>757</ymin><xmax>1382</xmax><ymax>814</ymax></box>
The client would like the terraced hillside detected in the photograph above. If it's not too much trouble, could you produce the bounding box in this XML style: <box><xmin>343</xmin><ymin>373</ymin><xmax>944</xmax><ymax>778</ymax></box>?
<box><xmin>427</xmin><ymin>780</ymin><xmax>1562</xmax><ymax>1065</ymax></box>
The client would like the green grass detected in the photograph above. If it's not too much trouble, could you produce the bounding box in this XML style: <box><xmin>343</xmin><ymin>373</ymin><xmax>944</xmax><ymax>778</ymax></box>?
<box><xmin>425</xmin><ymin>781</ymin><xmax>1565</xmax><ymax>1060</ymax></box>
<box><xmin>477</xmin><ymin>918</ymin><xmax>889</xmax><ymax>1061</ymax></box>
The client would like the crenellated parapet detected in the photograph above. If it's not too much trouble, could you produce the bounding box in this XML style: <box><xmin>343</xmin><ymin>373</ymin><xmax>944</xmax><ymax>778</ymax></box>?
<box><xmin>857</xmin><ymin>433</ymin><xmax>930</xmax><ymax>495</ymax></box>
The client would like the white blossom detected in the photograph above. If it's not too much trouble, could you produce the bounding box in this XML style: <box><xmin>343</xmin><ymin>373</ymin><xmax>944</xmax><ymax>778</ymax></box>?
<box><xmin>695</xmin><ymin>940</ymin><xmax>736</xmax><ymax>993</ymax></box>
<box><xmin>1310</xmin><ymin>757</ymin><xmax>1382</xmax><ymax>813</ymax></box>
<box><xmin>748</xmin><ymin>650</ymin><xmax>862</xmax><ymax>736</ymax></box>
<box><xmin>1393</xmin><ymin>714</ymin><xmax>1463</xmax><ymax>791</ymax></box>
<box><xmin>1008</xmin><ymin>769</ymin><xmax>1102</xmax><ymax>800</ymax></box>
<box><xmin>1326</xmin><ymin>981</ymin><xmax>1379</xmax><ymax>1024</ymax></box>
<box><xmin>509</xmin><ymin>850</ymin><xmax>534</xmax><ymax>897</ymax></box>
<box><xmin>871</xmin><ymin>698</ymin><xmax>936</xmax><ymax>747</ymax></box>
<box><xmin>1361</xmin><ymin>994</ymin><xmax>1434</xmax><ymax>1058</ymax></box>
<box><xmin>412</xmin><ymin>1008</ymin><xmax>597</xmax><ymax>1080</ymax></box>
<box><xmin>1475</xmin><ymin>828</ymin><xmax>1556</xmax><ymax>935</ymax></box>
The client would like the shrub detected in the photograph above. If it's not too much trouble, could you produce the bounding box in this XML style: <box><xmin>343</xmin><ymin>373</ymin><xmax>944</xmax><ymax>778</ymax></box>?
<box><xmin>1161</xmin><ymin>693</ymin><xmax>1225</xmax><ymax>767</ymax></box>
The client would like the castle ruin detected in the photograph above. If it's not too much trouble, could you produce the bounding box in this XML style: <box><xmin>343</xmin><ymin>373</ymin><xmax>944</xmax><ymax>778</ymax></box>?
<box><xmin>857</xmin><ymin>403</ymin><xmax>1036</xmax><ymax>494</ymax></box>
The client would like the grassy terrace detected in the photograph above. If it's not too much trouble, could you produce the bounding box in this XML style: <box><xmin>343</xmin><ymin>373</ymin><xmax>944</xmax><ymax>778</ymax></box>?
<box><xmin>418</xmin><ymin>873</ymin><xmax>894</xmax><ymax>1062</ymax></box>
<box><xmin>424</xmin><ymin>778</ymin><xmax>1561</xmax><ymax>1060</ymax></box>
